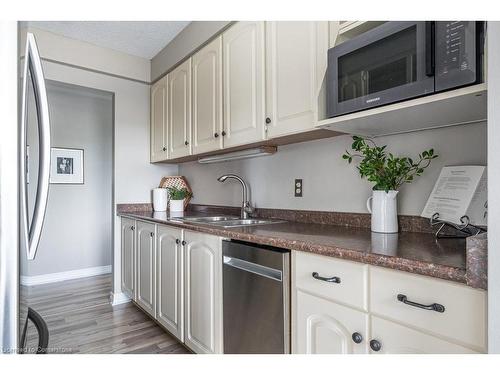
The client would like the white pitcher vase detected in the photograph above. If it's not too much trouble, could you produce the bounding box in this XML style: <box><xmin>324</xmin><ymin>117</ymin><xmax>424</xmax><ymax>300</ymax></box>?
<box><xmin>366</xmin><ymin>190</ymin><xmax>399</xmax><ymax>233</ymax></box>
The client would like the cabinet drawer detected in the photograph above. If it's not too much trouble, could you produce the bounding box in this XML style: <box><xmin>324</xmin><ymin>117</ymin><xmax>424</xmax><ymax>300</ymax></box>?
<box><xmin>294</xmin><ymin>251</ymin><xmax>368</xmax><ymax>310</ymax></box>
<box><xmin>370</xmin><ymin>267</ymin><xmax>487</xmax><ymax>350</ymax></box>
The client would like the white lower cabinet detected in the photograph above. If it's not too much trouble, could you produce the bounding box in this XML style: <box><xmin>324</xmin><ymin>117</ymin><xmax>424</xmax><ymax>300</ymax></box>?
<box><xmin>120</xmin><ymin>218</ymin><xmax>135</xmax><ymax>299</ymax></box>
<box><xmin>292</xmin><ymin>250</ymin><xmax>487</xmax><ymax>354</ymax></box>
<box><xmin>370</xmin><ymin>316</ymin><xmax>479</xmax><ymax>354</ymax></box>
<box><xmin>135</xmin><ymin>221</ymin><xmax>156</xmax><ymax>317</ymax></box>
<box><xmin>156</xmin><ymin>225</ymin><xmax>184</xmax><ymax>342</ymax></box>
<box><xmin>296</xmin><ymin>290</ymin><xmax>368</xmax><ymax>354</ymax></box>
<box><xmin>121</xmin><ymin>219</ymin><xmax>223</xmax><ymax>353</ymax></box>
<box><xmin>183</xmin><ymin>230</ymin><xmax>223</xmax><ymax>354</ymax></box>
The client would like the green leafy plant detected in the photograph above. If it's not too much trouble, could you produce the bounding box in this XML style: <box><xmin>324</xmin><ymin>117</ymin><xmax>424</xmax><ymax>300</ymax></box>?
<box><xmin>342</xmin><ymin>136</ymin><xmax>438</xmax><ymax>192</ymax></box>
<box><xmin>168</xmin><ymin>187</ymin><xmax>192</xmax><ymax>200</ymax></box>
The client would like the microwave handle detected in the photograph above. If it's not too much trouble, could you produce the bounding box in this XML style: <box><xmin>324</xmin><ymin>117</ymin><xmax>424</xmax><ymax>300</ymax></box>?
<box><xmin>425</xmin><ymin>21</ymin><xmax>435</xmax><ymax>77</ymax></box>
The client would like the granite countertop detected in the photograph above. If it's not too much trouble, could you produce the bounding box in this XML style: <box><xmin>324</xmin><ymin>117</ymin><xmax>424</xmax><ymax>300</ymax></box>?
<box><xmin>117</xmin><ymin>206</ymin><xmax>486</xmax><ymax>289</ymax></box>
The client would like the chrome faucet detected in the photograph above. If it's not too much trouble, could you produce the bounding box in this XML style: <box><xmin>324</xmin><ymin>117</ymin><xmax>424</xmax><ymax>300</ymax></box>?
<box><xmin>217</xmin><ymin>174</ymin><xmax>254</xmax><ymax>219</ymax></box>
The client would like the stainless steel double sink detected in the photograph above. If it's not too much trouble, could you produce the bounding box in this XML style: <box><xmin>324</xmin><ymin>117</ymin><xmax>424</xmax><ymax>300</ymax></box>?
<box><xmin>173</xmin><ymin>216</ymin><xmax>284</xmax><ymax>228</ymax></box>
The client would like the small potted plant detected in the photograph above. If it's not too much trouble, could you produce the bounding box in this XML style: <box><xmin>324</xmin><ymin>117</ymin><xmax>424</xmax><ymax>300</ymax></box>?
<box><xmin>343</xmin><ymin>136</ymin><xmax>438</xmax><ymax>233</ymax></box>
<box><xmin>168</xmin><ymin>187</ymin><xmax>192</xmax><ymax>213</ymax></box>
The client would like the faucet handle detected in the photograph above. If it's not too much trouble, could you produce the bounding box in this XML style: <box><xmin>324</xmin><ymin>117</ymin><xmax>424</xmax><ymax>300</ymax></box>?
<box><xmin>243</xmin><ymin>201</ymin><xmax>254</xmax><ymax>215</ymax></box>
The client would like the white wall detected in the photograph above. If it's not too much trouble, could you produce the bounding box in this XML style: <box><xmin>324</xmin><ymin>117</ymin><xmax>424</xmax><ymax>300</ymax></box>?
<box><xmin>22</xmin><ymin>27</ymin><xmax>151</xmax><ymax>83</ymax></box>
<box><xmin>22</xmin><ymin>27</ymin><xmax>178</xmax><ymax>300</ymax></box>
<box><xmin>487</xmin><ymin>21</ymin><xmax>500</xmax><ymax>353</ymax></box>
<box><xmin>21</xmin><ymin>83</ymin><xmax>113</xmax><ymax>277</ymax></box>
<box><xmin>180</xmin><ymin>123</ymin><xmax>487</xmax><ymax>215</ymax></box>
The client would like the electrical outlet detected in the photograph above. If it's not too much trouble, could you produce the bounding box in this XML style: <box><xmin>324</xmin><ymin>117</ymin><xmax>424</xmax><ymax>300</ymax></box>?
<box><xmin>294</xmin><ymin>179</ymin><xmax>303</xmax><ymax>197</ymax></box>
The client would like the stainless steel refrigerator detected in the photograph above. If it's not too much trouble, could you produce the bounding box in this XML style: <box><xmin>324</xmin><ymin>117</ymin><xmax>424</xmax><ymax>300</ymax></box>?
<box><xmin>1</xmin><ymin>22</ymin><xmax>51</xmax><ymax>354</ymax></box>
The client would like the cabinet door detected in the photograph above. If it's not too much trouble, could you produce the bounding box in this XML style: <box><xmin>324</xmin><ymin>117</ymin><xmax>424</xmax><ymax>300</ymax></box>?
<box><xmin>168</xmin><ymin>59</ymin><xmax>192</xmax><ymax>159</ymax></box>
<box><xmin>156</xmin><ymin>225</ymin><xmax>184</xmax><ymax>341</ymax></box>
<box><xmin>223</xmin><ymin>21</ymin><xmax>266</xmax><ymax>148</ymax></box>
<box><xmin>150</xmin><ymin>76</ymin><xmax>168</xmax><ymax>162</ymax></box>
<box><xmin>136</xmin><ymin>221</ymin><xmax>156</xmax><ymax>317</ymax></box>
<box><xmin>370</xmin><ymin>316</ymin><xmax>480</xmax><ymax>354</ymax></box>
<box><xmin>184</xmin><ymin>231</ymin><xmax>222</xmax><ymax>354</ymax></box>
<box><xmin>265</xmin><ymin>21</ymin><xmax>329</xmax><ymax>138</ymax></box>
<box><xmin>120</xmin><ymin>218</ymin><xmax>135</xmax><ymax>299</ymax></box>
<box><xmin>295</xmin><ymin>290</ymin><xmax>368</xmax><ymax>354</ymax></box>
<box><xmin>192</xmin><ymin>36</ymin><xmax>223</xmax><ymax>154</ymax></box>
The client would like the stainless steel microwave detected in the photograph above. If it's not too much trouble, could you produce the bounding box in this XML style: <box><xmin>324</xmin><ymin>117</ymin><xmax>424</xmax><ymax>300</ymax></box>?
<box><xmin>326</xmin><ymin>21</ymin><xmax>484</xmax><ymax>118</ymax></box>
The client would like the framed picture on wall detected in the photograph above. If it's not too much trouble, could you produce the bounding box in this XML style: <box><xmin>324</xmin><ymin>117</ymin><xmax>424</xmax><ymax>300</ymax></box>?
<box><xmin>50</xmin><ymin>147</ymin><xmax>84</xmax><ymax>184</ymax></box>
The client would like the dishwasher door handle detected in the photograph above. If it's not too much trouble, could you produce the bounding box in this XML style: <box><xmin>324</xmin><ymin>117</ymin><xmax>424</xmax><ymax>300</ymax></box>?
<box><xmin>223</xmin><ymin>256</ymin><xmax>282</xmax><ymax>282</ymax></box>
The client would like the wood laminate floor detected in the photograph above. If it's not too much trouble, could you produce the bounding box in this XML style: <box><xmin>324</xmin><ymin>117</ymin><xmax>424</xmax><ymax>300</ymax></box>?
<box><xmin>25</xmin><ymin>274</ymin><xmax>190</xmax><ymax>354</ymax></box>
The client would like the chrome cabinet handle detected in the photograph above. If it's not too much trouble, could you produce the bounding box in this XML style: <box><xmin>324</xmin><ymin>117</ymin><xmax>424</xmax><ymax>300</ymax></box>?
<box><xmin>181</xmin><ymin>240</ymin><xmax>186</xmax><ymax>246</ymax></box>
<box><xmin>397</xmin><ymin>294</ymin><xmax>445</xmax><ymax>313</ymax></box>
<box><xmin>131</xmin><ymin>226</ymin><xmax>135</xmax><ymax>231</ymax></box>
<box><xmin>312</xmin><ymin>272</ymin><xmax>341</xmax><ymax>284</ymax></box>
<box><xmin>150</xmin><ymin>232</ymin><xmax>154</xmax><ymax>238</ymax></box>
<box><xmin>175</xmin><ymin>239</ymin><xmax>180</xmax><ymax>244</ymax></box>
<box><xmin>20</xmin><ymin>33</ymin><xmax>51</xmax><ymax>261</ymax></box>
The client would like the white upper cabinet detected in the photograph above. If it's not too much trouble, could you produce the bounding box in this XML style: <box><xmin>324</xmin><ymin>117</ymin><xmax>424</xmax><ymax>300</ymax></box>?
<box><xmin>150</xmin><ymin>76</ymin><xmax>168</xmax><ymax>162</ymax></box>
<box><xmin>168</xmin><ymin>59</ymin><xmax>192</xmax><ymax>159</ymax></box>
<box><xmin>192</xmin><ymin>36</ymin><xmax>223</xmax><ymax>154</ymax></box>
<box><xmin>265</xmin><ymin>21</ymin><xmax>329</xmax><ymax>138</ymax></box>
<box><xmin>184</xmin><ymin>231</ymin><xmax>223</xmax><ymax>354</ymax></box>
<box><xmin>136</xmin><ymin>221</ymin><xmax>156</xmax><ymax>317</ymax></box>
<box><xmin>222</xmin><ymin>21</ymin><xmax>266</xmax><ymax>148</ymax></box>
<box><xmin>156</xmin><ymin>225</ymin><xmax>184</xmax><ymax>342</ymax></box>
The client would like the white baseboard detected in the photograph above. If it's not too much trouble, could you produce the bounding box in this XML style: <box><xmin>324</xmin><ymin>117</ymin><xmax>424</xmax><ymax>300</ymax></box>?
<box><xmin>110</xmin><ymin>291</ymin><xmax>131</xmax><ymax>306</ymax></box>
<box><xmin>21</xmin><ymin>265</ymin><xmax>112</xmax><ymax>286</ymax></box>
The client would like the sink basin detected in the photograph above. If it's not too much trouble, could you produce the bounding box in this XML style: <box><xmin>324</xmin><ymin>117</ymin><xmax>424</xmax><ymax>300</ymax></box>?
<box><xmin>212</xmin><ymin>219</ymin><xmax>284</xmax><ymax>228</ymax></box>
<box><xmin>176</xmin><ymin>216</ymin><xmax>238</xmax><ymax>223</ymax></box>
<box><xmin>175</xmin><ymin>216</ymin><xmax>284</xmax><ymax>228</ymax></box>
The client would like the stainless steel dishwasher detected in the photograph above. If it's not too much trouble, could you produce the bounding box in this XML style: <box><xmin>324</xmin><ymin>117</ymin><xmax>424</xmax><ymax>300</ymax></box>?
<box><xmin>222</xmin><ymin>240</ymin><xmax>290</xmax><ymax>354</ymax></box>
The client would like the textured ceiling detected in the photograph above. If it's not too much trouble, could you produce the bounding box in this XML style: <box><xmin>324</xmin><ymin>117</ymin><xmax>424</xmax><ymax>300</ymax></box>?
<box><xmin>25</xmin><ymin>21</ymin><xmax>191</xmax><ymax>59</ymax></box>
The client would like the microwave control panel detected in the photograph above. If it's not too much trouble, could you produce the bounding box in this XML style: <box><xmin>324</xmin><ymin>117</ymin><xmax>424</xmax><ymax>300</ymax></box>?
<box><xmin>435</xmin><ymin>21</ymin><xmax>478</xmax><ymax>91</ymax></box>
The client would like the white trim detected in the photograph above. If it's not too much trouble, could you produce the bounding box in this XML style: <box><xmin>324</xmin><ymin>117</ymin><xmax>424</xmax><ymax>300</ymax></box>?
<box><xmin>20</xmin><ymin>265</ymin><xmax>112</xmax><ymax>286</ymax></box>
<box><xmin>110</xmin><ymin>292</ymin><xmax>132</xmax><ymax>306</ymax></box>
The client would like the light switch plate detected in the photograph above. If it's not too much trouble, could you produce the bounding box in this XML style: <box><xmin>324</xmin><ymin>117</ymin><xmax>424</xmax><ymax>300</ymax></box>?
<box><xmin>294</xmin><ymin>179</ymin><xmax>303</xmax><ymax>197</ymax></box>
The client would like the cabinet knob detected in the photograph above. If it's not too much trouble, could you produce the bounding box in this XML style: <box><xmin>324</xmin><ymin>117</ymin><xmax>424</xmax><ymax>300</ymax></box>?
<box><xmin>352</xmin><ymin>332</ymin><xmax>363</xmax><ymax>344</ymax></box>
<box><xmin>214</xmin><ymin>133</ymin><xmax>219</xmax><ymax>138</ymax></box>
<box><xmin>265</xmin><ymin>117</ymin><xmax>271</xmax><ymax>124</ymax></box>
<box><xmin>150</xmin><ymin>232</ymin><xmax>154</xmax><ymax>238</ymax></box>
<box><xmin>175</xmin><ymin>239</ymin><xmax>180</xmax><ymax>244</ymax></box>
<box><xmin>162</xmin><ymin>146</ymin><xmax>166</xmax><ymax>151</ymax></box>
<box><xmin>181</xmin><ymin>240</ymin><xmax>187</xmax><ymax>246</ymax></box>
<box><xmin>184</xmin><ymin>141</ymin><xmax>189</xmax><ymax>146</ymax></box>
<box><xmin>221</xmin><ymin>130</ymin><xmax>226</xmax><ymax>136</ymax></box>
<box><xmin>131</xmin><ymin>226</ymin><xmax>135</xmax><ymax>231</ymax></box>
<box><xmin>369</xmin><ymin>339</ymin><xmax>382</xmax><ymax>352</ymax></box>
